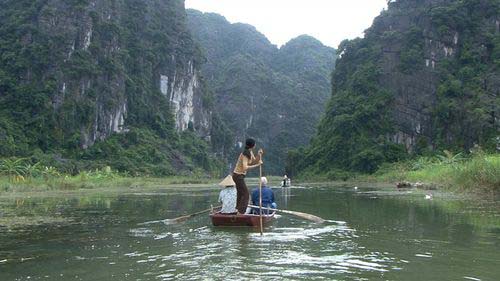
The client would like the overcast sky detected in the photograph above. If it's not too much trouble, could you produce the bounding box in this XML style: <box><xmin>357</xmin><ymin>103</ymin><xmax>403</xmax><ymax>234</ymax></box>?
<box><xmin>185</xmin><ymin>0</ymin><xmax>388</xmax><ymax>48</ymax></box>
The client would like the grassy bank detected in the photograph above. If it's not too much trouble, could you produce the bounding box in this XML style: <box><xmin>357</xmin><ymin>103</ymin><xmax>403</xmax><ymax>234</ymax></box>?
<box><xmin>0</xmin><ymin>156</ymin><xmax>227</xmax><ymax>193</ymax></box>
<box><xmin>294</xmin><ymin>152</ymin><xmax>499</xmax><ymax>193</ymax></box>
<box><xmin>369</xmin><ymin>152</ymin><xmax>500</xmax><ymax>192</ymax></box>
<box><xmin>0</xmin><ymin>175</ymin><xmax>218</xmax><ymax>193</ymax></box>
<box><xmin>0</xmin><ymin>157</ymin><xmax>284</xmax><ymax>194</ymax></box>
<box><xmin>0</xmin><ymin>159</ymin><xmax>219</xmax><ymax>193</ymax></box>
<box><xmin>0</xmin><ymin>175</ymin><xmax>287</xmax><ymax>193</ymax></box>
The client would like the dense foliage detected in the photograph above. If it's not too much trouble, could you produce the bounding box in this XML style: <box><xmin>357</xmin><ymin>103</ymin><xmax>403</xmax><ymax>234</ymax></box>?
<box><xmin>187</xmin><ymin>10</ymin><xmax>336</xmax><ymax>174</ymax></box>
<box><xmin>289</xmin><ymin>0</ymin><xmax>499</xmax><ymax>178</ymax></box>
<box><xmin>0</xmin><ymin>0</ymin><xmax>223</xmax><ymax>176</ymax></box>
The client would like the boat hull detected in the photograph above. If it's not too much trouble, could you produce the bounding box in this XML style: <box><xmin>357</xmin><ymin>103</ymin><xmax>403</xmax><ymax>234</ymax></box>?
<box><xmin>210</xmin><ymin>212</ymin><xmax>275</xmax><ymax>227</ymax></box>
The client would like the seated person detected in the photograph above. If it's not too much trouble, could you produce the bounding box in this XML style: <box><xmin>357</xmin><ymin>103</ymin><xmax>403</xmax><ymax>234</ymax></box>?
<box><xmin>251</xmin><ymin>177</ymin><xmax>277</xmax><ymax>214</ymax></box>
<box><xmin>218</xmin><ymin>175</ymin><xmax>237</xmax><ymax>214</ymax></box>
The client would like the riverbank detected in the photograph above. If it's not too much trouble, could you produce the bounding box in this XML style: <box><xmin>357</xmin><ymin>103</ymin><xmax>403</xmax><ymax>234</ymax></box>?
<box><xmin>3</xmin><ymin>153</ymin><xmax>498</xmax><ymax>195</ymax></box>
<box><xmin>360</xmin><ymin>153</ymin><xmax>500</xmax><ymax>194</ymax></box>
<box><xmin>0</xmin><ymin>173</ymin><xmax>216</xmax><ymax>194</ymax></box>
<box><xmin>294</xmin><ymin>153</ymin><xmax>499</xmax><ymax>194</ymax></box>
<box><xmin>0</xmin><ymin>169</ymin><xmax>285</xmax><ymax>196</ymax></box>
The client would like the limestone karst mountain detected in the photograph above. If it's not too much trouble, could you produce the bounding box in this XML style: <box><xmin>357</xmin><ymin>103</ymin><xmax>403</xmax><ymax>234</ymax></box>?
<box><xmin>289</xmin><ymin>0</ymin><xmax>499</xmax><ymax>177</ymax></box>
<box><xmin>0</xmin><ymin>0</ymin><xmax>222</xmax><ymax>174</ymax></box>
<box><xmin>187</xmin><ymin>10</ymin><xmax>336</xmax><ymax>174</ymax></box>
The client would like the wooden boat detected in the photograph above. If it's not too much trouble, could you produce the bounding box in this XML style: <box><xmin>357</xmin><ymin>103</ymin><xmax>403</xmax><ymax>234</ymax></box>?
<box><xmin>210</xmin><ymin>208</ymin><xmax>275</xmax><ymax>227</ymax></box>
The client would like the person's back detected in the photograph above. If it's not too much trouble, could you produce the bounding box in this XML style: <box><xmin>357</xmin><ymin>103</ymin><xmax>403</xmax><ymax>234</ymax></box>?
<box><xmin>219</xmin><ymin>187</ymin><xmax>237</xmax><ymax>213</ymax></box>
<box><xmin>218</xmin><ymin>175</ymin><xmax>237</xmax><ymax>214</ymax></box>
<box><xmin>251</xmin><ymin>177</ymin><xmax>276</xmax><ymax>214</ymax></box>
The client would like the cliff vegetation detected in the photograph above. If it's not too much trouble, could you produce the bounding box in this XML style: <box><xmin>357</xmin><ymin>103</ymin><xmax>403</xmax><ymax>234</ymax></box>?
<box><xmin>288</xmin><ymin>0</ymin><xmax>499</xmax><ymax>180</ymax></box>
<box><xmin>0</xmin><ymin>0</ymin><xmax>224</xmax><ymax>176</ymax></box>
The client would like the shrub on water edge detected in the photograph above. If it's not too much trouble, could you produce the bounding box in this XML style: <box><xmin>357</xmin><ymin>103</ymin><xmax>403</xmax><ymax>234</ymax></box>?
<box><xmin>325</xmin><ymin>169</ymin><xmax>355</xmax><ymax>181</ymax></box>
<box><xmin>383</xmin><ymin>153</ymin><xmax>500</xmax><ymax>192</ymax></box>
<box><xmin>295</xmin><ymin>168</ymin><xmax>327</xmax><ymax>182</ymax></box>
<box><xmin>0</xmin><ymin>157</ymin><xmax>132</xmax><ymax>191</ymax></box>
<box><xmin>410</xmin><ymin>157</ymin><xmax>435</xmax><ymax>171</ymax></box>
<box><xmin>0</xmin><ymin>158</ymin><xmax>28</xmax><ymax>180</ymax></box>
<box><xmin>372</xmin><ymin>162</ymin><xmax>409</xmax><ymax>182</ymax></box>
<box><xmin>77</xmin><ymin>166</ymin><xmax>120</xmax><ymax>181</ymax></box>
<box><xmin>436</xmin><ymin>150</ymin><xmax>465</xmax><ymax>165</ymax></box>
<box><xmin>450</xmin><ymin>155</ymin><xmax>500</xmax><ymax>191</ymax></box>
<box><xmin>405</xmin><ymin>164</ymin><xmax>451</xmax><ymax>184</ymax></box>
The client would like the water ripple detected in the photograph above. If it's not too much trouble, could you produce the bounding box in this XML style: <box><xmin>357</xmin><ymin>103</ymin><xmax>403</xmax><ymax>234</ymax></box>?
<box><xmin>123</xmin><ymin>221</ymin><xmax>401</xmax><ymax>280</ymax></box>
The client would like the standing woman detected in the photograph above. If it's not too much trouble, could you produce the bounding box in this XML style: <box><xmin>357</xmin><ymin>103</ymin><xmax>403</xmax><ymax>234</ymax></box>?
<box><xmin>232</xmin><ymin>138</ymin><xmax>263</xmax><ymax>214</ymax></box>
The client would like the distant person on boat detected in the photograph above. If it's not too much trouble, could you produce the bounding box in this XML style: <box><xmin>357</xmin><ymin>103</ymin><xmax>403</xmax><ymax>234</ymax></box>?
<box><xmin>232</xmin><ymin>138</ymin><xmax>263</xmax><ymax>214</ymax></box>
<box><xmin>251</xmin><ymin>176</ymin><xmax>277</xmax><ymax>214</ymax></box>
<box><xmin>218</xmin><ymin>175</ymin><xmax>237</xmax><ymax>214</ymax></box>
<box><xmin>281</xmin><ymin>175</ymin><xmax>291</xmax><ymax>187</ymax></box>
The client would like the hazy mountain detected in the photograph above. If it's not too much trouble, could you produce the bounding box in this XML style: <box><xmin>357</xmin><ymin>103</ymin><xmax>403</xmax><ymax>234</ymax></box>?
<box><xmin>187</xmin><ymin>9</ymin><xmax>336</xmax><ymax>174</ymax></box>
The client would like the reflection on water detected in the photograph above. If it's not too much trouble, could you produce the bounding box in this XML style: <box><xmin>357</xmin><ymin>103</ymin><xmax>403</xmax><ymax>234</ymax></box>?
<box><xmin>0</xmin><ymin>185</ymin><xmax>499</xmax><ymax>280</ymax></box>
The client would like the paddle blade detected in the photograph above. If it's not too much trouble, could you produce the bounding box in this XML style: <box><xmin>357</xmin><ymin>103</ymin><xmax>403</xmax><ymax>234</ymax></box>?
<box><xmin>283</xmin><ymin>210</ymin><xmax>325</xmax><ymax>223</ymax></box>
<box><xmin>170</xmin><ymin>215</ymin><xmax>191</xmax><ymax>223</ymax></box>
<box><xmin>248</xmin><ymin>204</ymin><xmax>325</xmax><ymax>223</ymax></box>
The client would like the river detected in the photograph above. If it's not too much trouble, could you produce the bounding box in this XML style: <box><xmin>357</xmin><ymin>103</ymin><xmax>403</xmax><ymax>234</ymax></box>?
<box><xmin>0</xmin><ymin>184</ymin><xmax>499</xmax><ymax>280</ymax></box>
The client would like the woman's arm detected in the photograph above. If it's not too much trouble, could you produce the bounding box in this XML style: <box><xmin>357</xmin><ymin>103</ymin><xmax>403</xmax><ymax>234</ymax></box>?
<box><xmin>254</xmin><ymin>153</ymin><xmax>262</xmax><ymax>164</ymax></box>
<box><xmin>249</xmin><ymin>149</ymin><xmax>263</xmax><ymax>165</ymax></box>
<box><xmin>242</xmin><ymin>156</ymin><xmax>262</xmax><ymax>172</ymax></box>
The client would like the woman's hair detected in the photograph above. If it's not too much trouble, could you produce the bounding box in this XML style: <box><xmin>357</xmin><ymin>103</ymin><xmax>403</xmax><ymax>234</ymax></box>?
<box><xmin>242</xmin><ymin>138</ymin><xmax>255</xmax><ymax>159</ymax></box>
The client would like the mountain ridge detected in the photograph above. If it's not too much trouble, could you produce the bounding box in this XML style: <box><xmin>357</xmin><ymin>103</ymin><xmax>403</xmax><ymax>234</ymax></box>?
<box><xmin>187</xmin><ymin>9</ymin><xmax>336</xmax><ymax>174</ymax></box>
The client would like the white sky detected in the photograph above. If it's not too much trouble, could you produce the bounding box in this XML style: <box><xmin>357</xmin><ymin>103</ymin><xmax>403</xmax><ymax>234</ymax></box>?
<box><xmin>185</xmin><ymin>0</ymin><xmax>388</xmax><ymax>48</ymax></box>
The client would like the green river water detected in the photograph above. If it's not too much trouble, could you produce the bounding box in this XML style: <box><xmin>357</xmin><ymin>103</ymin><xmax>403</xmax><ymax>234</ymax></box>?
<box><xmin>0</xmin><ymin>184</ymin><xmax>499</xmax><ymax>280</ymax></box>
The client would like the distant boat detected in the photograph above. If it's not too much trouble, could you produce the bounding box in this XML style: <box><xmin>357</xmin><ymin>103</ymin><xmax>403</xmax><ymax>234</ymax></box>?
<box><xmin>210</xmin><ymin>208</ymin><xmax>275</xmax><ymax>227</ymax></box>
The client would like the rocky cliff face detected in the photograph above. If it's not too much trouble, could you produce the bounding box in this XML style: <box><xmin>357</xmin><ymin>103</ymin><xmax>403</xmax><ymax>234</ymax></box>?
<box><xmin>187</xmin><ymin>10</ymin><xmax>336</xmax><ymax>174</ymax></box>
<box><xmin>0</xmin><ymin>0</ymin><xmax>221</xmax><ymax>175</ymax></box>
<box><xmin>371</xmin><ymin>0</ymin><xmax>499</xmax><ymax>151</ymax></box>
<box><xmin>0</xmin><ymin>0</ymin><xmax>210</xmax><ymax>151</ymax></box>
<box><xmin>289</xmin><ymin>0</ymin><xmax>499</xmax><ymax>176</ymax></box>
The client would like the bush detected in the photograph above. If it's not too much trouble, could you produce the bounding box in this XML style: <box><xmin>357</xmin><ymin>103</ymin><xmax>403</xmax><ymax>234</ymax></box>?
<box><xmin>451</xmin><ymin>154</ymin><xmax>500</xmax><ymax>191</ymax></box>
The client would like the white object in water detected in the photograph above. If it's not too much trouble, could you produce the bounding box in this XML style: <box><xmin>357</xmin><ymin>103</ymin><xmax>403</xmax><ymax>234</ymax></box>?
<box><xmin>425</xmin><ymin>194</ymin><xmax>433</xmax><ymax>200</ymax></box>
<box><xmin>354</xmin><ymin>186</ymin><xmax>358</xmax><ymax>190</ymax></box>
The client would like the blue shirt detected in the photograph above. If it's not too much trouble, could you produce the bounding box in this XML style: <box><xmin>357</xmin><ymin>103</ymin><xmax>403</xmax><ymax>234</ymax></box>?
<box><xmin>251</xmin><ymin>185</ymin><xmax>275</xmax><ymax>209</ymax></box>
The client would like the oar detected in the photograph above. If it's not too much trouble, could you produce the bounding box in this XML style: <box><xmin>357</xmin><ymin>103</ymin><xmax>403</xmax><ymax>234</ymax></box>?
<box><xmin>258</xmin><ymin>164</ymin><xmax>263</xmax><ymax>236</ymax></box>
<box><xmin>139</xmin><ymin>205</ymin><xmax>221</xmax><ymax>225</ymax></box>
<box><xmin>248</xmin><ymin>204</ymin><xmax>325</xmax><ymax>223</ymax></box>
<box><xmin>167</xmin><ymin>205</ymin><xmax>221</xmax><ymax>223</ymax></box>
